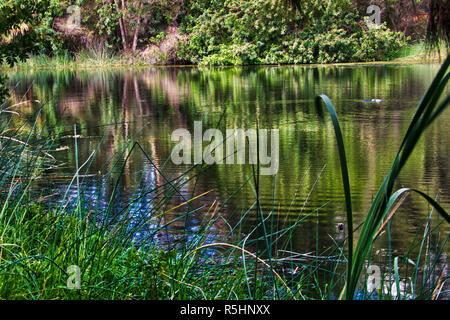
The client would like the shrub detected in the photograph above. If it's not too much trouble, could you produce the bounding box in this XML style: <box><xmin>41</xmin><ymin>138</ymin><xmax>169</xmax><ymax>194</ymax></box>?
<box><xmin>177</xmin><ymin>0</ymin><xmax>407</xmax><ymax>65</ymax></box>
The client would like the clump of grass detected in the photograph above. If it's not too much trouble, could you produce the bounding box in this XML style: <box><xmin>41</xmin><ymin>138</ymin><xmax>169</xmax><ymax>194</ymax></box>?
<box><xmin>4</xmin><ymin>50</ymin><xmax>150</xmax><ymax>71</ymax></box>
<box><xmin>0</xmin><ymin>104</ymin><xmax>309</xmax><ymax>299</ymax></box>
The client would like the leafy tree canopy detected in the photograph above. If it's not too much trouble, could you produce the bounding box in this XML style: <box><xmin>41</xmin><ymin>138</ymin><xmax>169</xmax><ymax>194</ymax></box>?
<box><xmin>0</xmin><ymin>0</ymin><xmax>49</xmax><ymax>101</ymax></box>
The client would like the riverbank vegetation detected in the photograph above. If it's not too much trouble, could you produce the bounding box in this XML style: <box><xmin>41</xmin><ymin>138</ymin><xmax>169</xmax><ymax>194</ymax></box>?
<box><xmin>1</xmin><ymin>54</ymin><xmax>449</xmax><ymax>300</ymax></box>
<box><xmin>1</xmin><ymin>0</ymin><xmax>448</xmax><ymax>67</ymax></box>
<box><xmin>5</xmin><ymin>42</ymin><xmax>446</xmax><ymax>71</ymax></box>
<box><xmin>1</xmin><ymin>0</ymin><xmax>450</xmax><ymax>300</ymax></box>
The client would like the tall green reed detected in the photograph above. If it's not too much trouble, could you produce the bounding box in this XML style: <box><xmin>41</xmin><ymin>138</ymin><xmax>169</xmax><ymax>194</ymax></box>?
<box><xmin>315</xmin><ymin>54</ymin><xmax>450</xmax><ymax>299</ymax></box>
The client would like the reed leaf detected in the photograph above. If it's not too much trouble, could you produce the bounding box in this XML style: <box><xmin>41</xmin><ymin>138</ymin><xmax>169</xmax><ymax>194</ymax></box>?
<box><xmin>315</xmin><ymin>54</ymin><xmax>450</xmax><ymax>299</ymax></box>
<box><xmin>315</xmin><ymin>94</ymin><xmax>354</xmax><ymax>294</ymax></box>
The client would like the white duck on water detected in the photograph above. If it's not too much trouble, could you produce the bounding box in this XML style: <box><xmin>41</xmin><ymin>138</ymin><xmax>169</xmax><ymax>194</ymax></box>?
<box><xmin>363</xmin><ymin>98</ymin><xmax>384</xmax><ymax>103</ymax></box>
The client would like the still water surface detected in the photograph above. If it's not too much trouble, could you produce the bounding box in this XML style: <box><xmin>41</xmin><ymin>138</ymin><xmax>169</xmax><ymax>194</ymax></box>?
<box><xmin>8</xmin><ymin>63</ymin><xmax>450</xmax><ymax>258</ymax></box>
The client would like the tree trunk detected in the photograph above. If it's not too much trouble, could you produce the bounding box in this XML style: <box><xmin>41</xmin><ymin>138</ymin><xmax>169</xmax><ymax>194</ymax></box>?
<box><xmin>132</xmin><ymin>17</ymin><xmax>141</xmax><ymax>52</ymax></box>
<box><xmin>114</xmin><ymin>0</ymin><xmax>128</xmax><ymax>51</ymax></box>
<box><xmin>132</xmin><ymin>2</ymin><xmax>151</xmax><ymax>52</ymax></box>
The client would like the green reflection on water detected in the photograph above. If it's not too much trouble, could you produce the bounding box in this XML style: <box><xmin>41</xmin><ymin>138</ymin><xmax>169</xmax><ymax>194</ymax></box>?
<box><xmin>8</xmin><ymin>63</ymin><xmax>450</xmax><ymax>254</ymax></box>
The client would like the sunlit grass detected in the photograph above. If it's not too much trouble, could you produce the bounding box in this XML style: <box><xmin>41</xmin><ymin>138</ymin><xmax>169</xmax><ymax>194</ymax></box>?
<box><xmin>4</xmin><ymin>51</ymin><xmax>150</xmax><ymax>71</ymax></box>
<box><xmin>393</xmin><ymin>42</ymin><xmax>449</xmax><ymax>62</ymax></box>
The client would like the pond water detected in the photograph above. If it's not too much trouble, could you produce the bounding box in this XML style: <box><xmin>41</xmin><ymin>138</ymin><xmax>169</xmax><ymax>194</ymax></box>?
<box><xmin>7</xmin><ymin>63</ymin><xmax>450</xmax><ymax>260</ymax></box>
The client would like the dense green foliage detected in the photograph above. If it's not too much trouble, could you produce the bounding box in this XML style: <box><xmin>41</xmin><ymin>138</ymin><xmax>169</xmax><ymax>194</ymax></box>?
<box><xmin>0</xmin><ymin>0</ymin><xmax>48</xmax><ymax>65</ymax></box>
<box><xmin>1</xmin><ymin>0</ymin><xmax>411</xmax><ymax>68</ymax></box>
<box><xmin>177</xmin><ymin>0</ymin><xmax>407</xmax><ymax>65</ymax></box>
<box><xmin>0</xmin><ymin>0</ymin><xmax>49</xmax><ymax>100</ymax></box>
<box><xmin>1</xmin><ymin>61</ymin><xmax>449</xmax><ymax>299</ymax></box>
